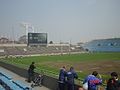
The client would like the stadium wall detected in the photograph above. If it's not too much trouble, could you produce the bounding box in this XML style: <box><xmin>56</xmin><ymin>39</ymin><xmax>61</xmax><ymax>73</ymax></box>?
<box><xmin>0</xmin><ymin>44</ymin><xmax>27</xmax><ymax>47</ymax></box>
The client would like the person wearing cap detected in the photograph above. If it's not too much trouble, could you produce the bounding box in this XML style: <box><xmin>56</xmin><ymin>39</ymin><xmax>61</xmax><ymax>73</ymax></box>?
<box><xmin>83</xmin><ymin>71</ymin><xmax>102</xmax><ymax>90</ymax></box>
<box><xmin>106</xmin><ymin>72</ymin><xmax>120</xmax><ymax>90</ymax></box>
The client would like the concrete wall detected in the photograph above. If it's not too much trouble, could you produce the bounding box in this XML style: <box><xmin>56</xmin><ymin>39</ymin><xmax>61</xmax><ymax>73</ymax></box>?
<box><xmin>0</xmin><ymin>61</ymin><xmax>81</xmax><ymax>90</ymax></box>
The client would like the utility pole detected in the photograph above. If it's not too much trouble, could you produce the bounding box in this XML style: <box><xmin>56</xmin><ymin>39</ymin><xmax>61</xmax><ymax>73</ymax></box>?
<box><xmin>60</xmin><ymin>40</ymin><xmax>63</xmax><ymax>55</ymax></box>
<box><xmin>69</xmin><ymin>39</ymin><xmax>71</xmax><ymax>55</ymax></box>
<box><xmin>12</xmin><ymin>26</ymin><xmax>15</xmax><ymax>46</ymax></box>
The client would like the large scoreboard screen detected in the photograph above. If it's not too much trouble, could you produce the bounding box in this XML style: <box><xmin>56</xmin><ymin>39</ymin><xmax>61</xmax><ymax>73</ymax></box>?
<box><xmin>28</xmin><ymin>33</ymin><xmax>47</xmax><ymax>45</ymax></box>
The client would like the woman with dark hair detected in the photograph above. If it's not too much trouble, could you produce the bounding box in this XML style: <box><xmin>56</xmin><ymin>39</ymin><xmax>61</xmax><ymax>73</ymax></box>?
<box><xmin>107</xmin><ymin>72</ymin><xmax>120</xmax><ymax>90</ymax></box>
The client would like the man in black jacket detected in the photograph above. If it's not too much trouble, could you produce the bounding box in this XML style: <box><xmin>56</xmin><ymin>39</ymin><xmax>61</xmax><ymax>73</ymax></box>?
<box><xmin>28</xmin><ymin>62</ymin><xmax>36</xmax><ymax>83</ymax></box>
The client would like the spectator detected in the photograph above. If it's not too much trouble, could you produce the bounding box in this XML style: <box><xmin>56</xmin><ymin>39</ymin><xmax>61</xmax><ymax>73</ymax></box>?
<box><xmin>28</xmin><ymin>62</ymin><xmax>36</xmax><ymax>83</ymax></box>
<box><xmin>106</xmin><ymin>72</ymin><xmax>120</xmax><ymax>90</ymax></box>
<box><xmin>58</xmin><ymin>66</ymin><xmax>67</xmax><ymax>90</ymax></box>
<box><xmin>83</xmin><ymin>71</ymin><xmax>102</xmax><ymax>90</ymax></box>
<box><xmin>66</xmin><ymin>67</ymin><xmax>78</xmax><ymax>90</ymax></box>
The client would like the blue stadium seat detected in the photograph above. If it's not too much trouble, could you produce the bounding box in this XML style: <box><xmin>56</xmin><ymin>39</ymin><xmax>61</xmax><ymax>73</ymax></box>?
<box><xmin>0</xmin><ymin>85</ymin><xmax>5</xmax><ymax>90</ymax></box>
<box><xmin>0</xmin><ymin>69</ymin><xmax>12</xmax><ymax>80</ymax></box>
<box><xmin>13</xmin><ymin>80</ymin><xmax>31</xmax><ymax>90</ymax></box>
<box><xmin>0</xmin><ymin>76</ymin><xmax>22</xmax><ymax>90</ymax></box>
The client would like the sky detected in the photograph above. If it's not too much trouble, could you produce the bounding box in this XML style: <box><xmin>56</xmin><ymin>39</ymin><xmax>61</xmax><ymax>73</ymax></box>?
<box><xmin>0</xmin><ymin>0</ymin><xmax>120</xmax><ymax>44</ymax></box>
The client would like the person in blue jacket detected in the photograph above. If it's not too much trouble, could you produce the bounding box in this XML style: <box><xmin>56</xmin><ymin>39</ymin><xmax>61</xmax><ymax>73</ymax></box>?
<box><xmin>58</xmin><ymin>66</ymin><xmax>67</xmax><ymax>90</ymax></box>
<box><xmin>83</xmin><ymin>71</ymin><xmax>102</xmax><ymax>90</ymax></box>
<box><xmin>66</xmin><ymin>67</ymin><xmax>78</xmax><ymax>90</ymax></box>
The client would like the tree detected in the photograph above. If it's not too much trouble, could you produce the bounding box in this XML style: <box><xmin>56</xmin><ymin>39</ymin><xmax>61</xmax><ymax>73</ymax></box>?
<box><xmin>49</xmin><ymin>41</ymin><xmax>53</xmax><ymax>44</ymax></box>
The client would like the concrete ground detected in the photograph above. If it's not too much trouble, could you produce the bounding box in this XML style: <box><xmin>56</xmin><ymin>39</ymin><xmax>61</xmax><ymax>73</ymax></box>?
<box><xmin>0</xmin><ymin>66</ymin><xmax>50</xmax><ymax>90</ymax></box>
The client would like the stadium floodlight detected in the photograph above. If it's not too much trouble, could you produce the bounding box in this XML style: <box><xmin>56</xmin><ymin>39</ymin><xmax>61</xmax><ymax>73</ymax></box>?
<box><xmin>20</xmin><ymin>22</ymin><xmax>35</xmax><ymax>36</ymax></box>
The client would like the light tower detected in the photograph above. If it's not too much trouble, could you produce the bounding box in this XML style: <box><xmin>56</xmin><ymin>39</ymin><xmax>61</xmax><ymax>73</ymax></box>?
<box><xmin>20</xmin><ymin>22</ymin><xmax>34</xmax><ymax>36</ymax></box>
<box><xmin>20</xmin><ymin>22</ymin><xmax>34</xmax><ymax>42</ymax></box>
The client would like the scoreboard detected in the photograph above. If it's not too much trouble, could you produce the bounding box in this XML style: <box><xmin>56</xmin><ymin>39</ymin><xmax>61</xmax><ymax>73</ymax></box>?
<box><xmin>28</xmin><ymin>33</ymin><xmax>47</xmax><ymax>45</ymax></box>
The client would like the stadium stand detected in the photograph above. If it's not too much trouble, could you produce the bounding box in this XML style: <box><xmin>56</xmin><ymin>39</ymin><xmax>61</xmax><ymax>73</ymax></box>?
<box><xmin>0</xmin><ymin>66</ymin><xmax>50</xmax><ymax>90</ymax></box>
<box><xmin>0</xmin><ymin>44</ymin><xmax>85</xmax><ymax>56</ymax></box>
<box><xmin>0</xmin><ymin>69</ymin><xmax>12</xmax><ymax>80</ymax></box>
<box><xmin>0</xmin><ymin>76</ymin><xmax>22</xmax><ymax>90</ymax></box>
<box><xmin>0</xmin><ymin>85</ymin><xmax>5</xmax><ymax>90</ymax></box>
<box><xmin>0</xmin><ymin>70</ymin><xmax>31</xmax><ymax>90</ymax></box>
<box><xmin>83</xmin><ymin>38</ymin><xmax>120</xmax><ymax>52</ymax></box>
<box><xmin>13</xmin><ymin>80</ymin><xmax>31</xmax><ymax>90</ymax></box>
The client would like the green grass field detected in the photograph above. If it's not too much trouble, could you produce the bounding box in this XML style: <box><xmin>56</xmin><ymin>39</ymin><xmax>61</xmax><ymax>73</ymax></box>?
<box><xmin>1</xmin><ymin>52</ymin><xmax>120</xmax><ymax>85</ymax></box>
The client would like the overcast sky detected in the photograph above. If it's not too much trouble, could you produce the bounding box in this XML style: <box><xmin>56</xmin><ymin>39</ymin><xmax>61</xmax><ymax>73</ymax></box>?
<box><xmin>0</xmin><ymin>0</ymin><xmax>120</xmax><ymax>43</ymax></box>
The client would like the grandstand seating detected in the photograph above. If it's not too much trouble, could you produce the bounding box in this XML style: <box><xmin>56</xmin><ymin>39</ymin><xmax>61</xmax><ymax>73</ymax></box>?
<box><xmin>13</xmin><ymin>80</ymin><xmax>31</xmax><ymax>90</ymax></box>
<box><xmin>83</xmin><ymin>38</ymin><xmax>120</xmax><ymax>52</ymax></box>
<box><xmin>0</xmin><ymin>85</ymin><xmax>5</xmax><ymax>90</ymax></box>
<box><xmin>0</xmin><ymin>69</ymin><xmax>12</xmax><ymax>80</ymax></box>
<box><xmin>0</xmin><ymin>76</ymin><xmax>22</xmax><ymax>90</ymax></box>
<box><xmin>0</xmin><ymin>70</ymin><xmax>31</xmax><ymax>90</ymax></box>
<box><xmin>0</xmin><ymin>45</ymin><xmax>84</xmax><ymax>56</ymax></box>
